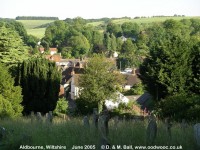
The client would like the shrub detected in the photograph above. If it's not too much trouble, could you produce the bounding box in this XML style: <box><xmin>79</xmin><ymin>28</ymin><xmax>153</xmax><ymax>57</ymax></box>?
<box><xmin>76</xmin><ymin>97</ymin><xmax>98</xmax><ymax>115</ymax></box>
<box><xmin>157</xmin><ymin>94</ymin><xmax>200</xmax><ymax>121</ymax></box>
<box><xmin>53</xmin><ymin>98</ymin><xmax>68</xmax><ymax>115</ymax></box>
<box><xmin>112</xmin><ymin>101</ymin><xmax>140</xmax><ymax>116</ymax></box>
<box><xmin>124</xmin><ymin>82</ymin><xmax>145</xmax><ymax>95</ymax></box>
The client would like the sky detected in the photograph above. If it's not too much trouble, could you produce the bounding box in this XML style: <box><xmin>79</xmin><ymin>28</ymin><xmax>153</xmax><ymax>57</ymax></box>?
<box><xmin>1</xmin><ymin>0</ymin><xmax>200</xmax><ymax>20</ymax></box>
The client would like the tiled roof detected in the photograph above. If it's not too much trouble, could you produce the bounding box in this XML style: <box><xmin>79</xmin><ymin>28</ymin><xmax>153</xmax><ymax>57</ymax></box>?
<box><xmin>45</xmin><ymin>54</ymin><xmax>61</xmax><ymax>62</ymax></box>
<box><xmin>39</xmin><ymin>47</ymin><xmax>44</xmax><ymax>52</ymax></box>
<box><xmin>73</xmin><ymin>74</ymin><xmax>80</xmax><ymax>86</ymax></box>
<box><xmin>49</xmin><ymin>48</ymin><xmax>57</xmax><ymax>52</ymax></box>
<box><xmin>59</xmin><ymin>85</ymin><xmax>65</xmax><ymax>97</ymax></box>
<box><xmin>124</xmin><ymin>74</ymin><xmax>140</xmax><ymax>86</ymax></box>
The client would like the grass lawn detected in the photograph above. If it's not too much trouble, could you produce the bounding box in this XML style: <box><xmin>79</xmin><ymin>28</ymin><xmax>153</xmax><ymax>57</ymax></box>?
<box><xmin>0</xmin><ymin>117</ymin><xmax>199</xmax><ymax>150</ymax></box>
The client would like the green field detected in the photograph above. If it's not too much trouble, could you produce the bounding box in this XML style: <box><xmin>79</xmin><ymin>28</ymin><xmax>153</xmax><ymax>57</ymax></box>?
<box><xmin>17</xmin><ymin>20</ymin><xmax>55</xmax><ymax>29</ymax></box>
<box><xmin>112</xmin><ymin>16</ymin><xmax>200</xmax><ymax>24</ymax></box>
<box><xmin>17</xmin><ymin>16</ymin><xmax>200</xmax><ymax>38</ymax></box>
<box><xmin>17</xmin><ymin>20</ymin><xmax>55</xmax><ymax>38</ymax></box>
<box><xmin>26</xmin><ymin>28</ymin><xmax>46</xmax><ymax>39</ymax></box>
<box><xmin>87</xmin><ymin>16</ymin><xmax>200</xmax><ymax>27</ymax></box>
<box><xmin>87</xmin><ymin>21</ymin><xmax>105</xmax><ymax>26</ymax></box>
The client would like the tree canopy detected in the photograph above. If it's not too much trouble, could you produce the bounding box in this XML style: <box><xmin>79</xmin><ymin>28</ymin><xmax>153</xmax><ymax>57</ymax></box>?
<box><xmin>0</xmin><ymin>63</ymin><xmax>23</xmax><ymax>118</ymax></box>
<box><xmin>0</xmin><ymin>25</ymin><xmax>29</xmax><ymax>66</ymax></box>
<box><xmin>77</xmin><ymin>55</ymin><xmax>124</xmax><ymax>113</ymax></box>
<box><xmin>0</xmin><ymin>20</ymin><xmax>39</xmax><ymax>48</ymax></box>
<box><xmin>139</xmin><ymin>19</ymin><xmax>199</xmax><ymax>100</ymax></box>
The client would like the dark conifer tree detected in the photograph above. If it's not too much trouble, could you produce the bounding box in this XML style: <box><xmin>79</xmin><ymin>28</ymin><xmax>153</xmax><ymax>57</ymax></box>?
<box><xmin>17</xmin><ymin>58</ymin><xmax>61</xmax><ymax>114</ymax></box>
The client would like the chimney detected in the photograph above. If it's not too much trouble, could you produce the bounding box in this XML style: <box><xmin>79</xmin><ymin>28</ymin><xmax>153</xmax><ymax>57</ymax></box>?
<box><xmin>132</xmin><ymin>68</ymin><xmax>136</xmax><ymax>75</ymax></box>
<box><xmin>71</xmin><ymin>68</ymin><xmax>75</xmax><ymax>75</ymax></box>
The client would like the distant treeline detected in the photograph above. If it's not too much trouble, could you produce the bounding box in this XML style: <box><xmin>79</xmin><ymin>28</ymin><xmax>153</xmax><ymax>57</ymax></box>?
<box><xmin>134</xmin><ymin>15</ymin><xmax>185</xmax><ymax>19</ymax></box>
<box><xmin>64</xmin><ymin>17</ymin><xmax>111</xmax><ymax>24</ymax></box>
<box><xmin>152</xmin><ymin>14</ymin><xmax>185</xmax><ymax>18</ymax></box>
<box><xmin>64</xmin><ymin>16</ymin><xmax>131</xmax><ymax>24</ymax></box>
<box><xmin>16</xmin><ymin>16</ymin><xmax>59</xmax><ymax>20</ymax></box>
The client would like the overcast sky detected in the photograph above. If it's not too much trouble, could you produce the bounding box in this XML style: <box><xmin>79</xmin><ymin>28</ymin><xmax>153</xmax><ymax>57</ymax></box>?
<box><xmin>1</xmin><ymin>0</ymin><xmax>200</xmax><ymax>20</ymax></box>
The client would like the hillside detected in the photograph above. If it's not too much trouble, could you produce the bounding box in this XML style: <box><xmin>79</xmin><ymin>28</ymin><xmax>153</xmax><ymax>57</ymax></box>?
<box><xmin>111</xmin><ymin>16</ymin><xmax>200</xmax><ymax>24</ymax></box>
<box><xmin>17</xmin><ymin>16</ymin><xmax>200</xmax><ymax>38</ymax></box>
<box><xmin>17</xmin><ymin>20</ymin><xmax>55</xmax><ymax>38</ymax></box>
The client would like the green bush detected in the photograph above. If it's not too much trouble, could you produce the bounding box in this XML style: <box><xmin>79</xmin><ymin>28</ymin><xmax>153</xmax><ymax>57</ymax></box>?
<box><xmin>157</xmin><ymin>94</ymin><xmax>200</xmax><ymax>121</ymax></box>
<box><xmin>76</xmin><ymin>97</ymin><xmax>98</xmax><ymax>115</ymax></box>
<box><xmin>112</xmin><ymin>101</ymin><xmax>140</xmax><ymax>116</ymax></box>
<box><xmin>53</xmin><ymin>98</ymin><xmax>68</xmax><ymax>115</ymax></box>
<box><xmin>124</xmin><ymin>82</ymin><xmax>145</xmax><ymax>95</ymax></box>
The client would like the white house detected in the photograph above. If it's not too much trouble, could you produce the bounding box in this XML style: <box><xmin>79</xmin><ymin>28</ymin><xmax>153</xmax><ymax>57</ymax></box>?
<box><xmin>70</xmin><ymin>74</ymin><xmax>80</xmax><ymax>100</ymax></box>
<box><xmin>113</xmin><ymin>51</ymin><xmax>118</xmax><ymax>58</ymax></box>
<box><xmin>105</xmin><ymin>92</ymin><xmax>129</xmax><ymax>110</ymax></box>
<box><xmin>70</xmin><ymin>75</ymin><xmax>130</xmax><ymax>110</ymax></box>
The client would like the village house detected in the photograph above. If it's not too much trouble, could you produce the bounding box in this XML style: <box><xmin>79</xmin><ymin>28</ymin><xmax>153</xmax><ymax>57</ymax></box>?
<box><xmin>121</xmin><ymin>68</ymin><xmax>140</xmax><ymax>90</ymax></box>
<box><xmin>69</xmin><ymin>72</ymin><xmax>130</xmax><ymax>110</ymax></box>
<box><xmin>70</xmin><ymin>74</ymin><xmax>81</xmax><ymax>100</ymax></box>
<box><xmin>38</xmin><ymin>47</ymin><xmax>58</xmax><ymax>55</ymax></box>
<box><xmin>49</xmin><ymin>48</ymin><xmax>58</xmax><ymax>55</ymax></box>
<box><xmin>43</xmin><ymin>53</ymin><xmax>142</xmax><ymax>110</ymax></box>
<box><xmin>45</xmin><ymin>54</ymin><xmax>61</xmax><ymax>63</ymax></box>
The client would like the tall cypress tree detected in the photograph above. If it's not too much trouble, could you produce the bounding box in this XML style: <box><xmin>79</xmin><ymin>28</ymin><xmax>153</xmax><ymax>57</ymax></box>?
<box><xmin>18</xmin><ymin>58</ymin><xmax>61</xmax><ymax>114</ymax></box>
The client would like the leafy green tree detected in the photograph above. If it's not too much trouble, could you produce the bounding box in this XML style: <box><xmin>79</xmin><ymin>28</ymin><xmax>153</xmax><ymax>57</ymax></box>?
<box><xmin>104</xmin><ymin>33</ymin><xmax>112</xmax><ymax>51</ymax></box>
<box><xmin>17</xmin><ymin>58</ymin><xmax>61</xmax><ymax>114</ymax></box>
<box><xmin>0</xmin><ymin>20</ymin><xmax>38</xmax><ymax>48</ymax></box>
<box><xmin>69</xmin><ymin>34</ymin><xmax>90</xmax><ymax>58</ymax></box>
<box><xmin>110</xmin><ymin>33</ymin><xmax>117</xmax><ymax>51</ymax></box>
<box><xmin>26</xmin><ymin>35</ymin><xmax>39</xmax><ymax>48</ymax></box>
<box><xmin>0</xmin><ymin>63</ymin><xmax>23</xmax><ymax>118</ymax></box>
<box><xmin>139</xmin><ymin>24</ymin><xmax>193</xmax><ymax>100</ymax></box>
<box><xmin>121</xmin><ymin>22</ymin><xmax>140</xmax><ymax>37</ymax></box>
<box><xmin>82</xmin><ymin>25</ymin><xmax>94</xmax><ymax>44</ymax></box>
<box><xmin>121</xmin><ymin>39</ymin><xmax>136</xmax><ymax>54</ymax></box>
<box><xmin>78</xmin><ymin>55</ymin><xmax>123</xmax><ymax>113</ymax></box>
<box><xmin>136</xmin><ymin>32</ymin><xmax>149</xmax><ymax>56</ymax></box>
<box><xmin>106</xmin><ymin>22</ymin><xmax>122</xmax><ymax>37</ymax></box>
<box><xmin>40</xmin><ymin>40</ymin><xmax>49</xmax><ymax>50</ymax></box>
<box><xmin>72</xmin><ymin>17</ymin><xmax>86</xmax><ymax>32</ymax></box>
<box><xmin>93</xmin><ymin>44</ymin><xmax>106</xmax><ymax>54</ymax></box>
<box><xmin>43</xmin><ymin>20</ymin><xmax>68</xmax><ymax>47</ymax></box>
<box><xmin>116</xmin><ymin>37</ymin><xmax>123</xmax><ymax>51</ymax></box>
<box><xmin>92</xmin><ymin>30</ymin><xmax>104</xmax><ymax>46</ymax></box>
<box><xmin>0</xmin><ymin>25</ymin><xmax>29</xmax><ymax>67</ymax></box>
<box><xmin>119</xmin><ymin>39</ymin><xmax>139</xmax><ymax>68</ymax></box>
<box><xmin>189</xmin><ymin>19</ymin><xmax>200</xmax><ymax>35</ymax></box>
